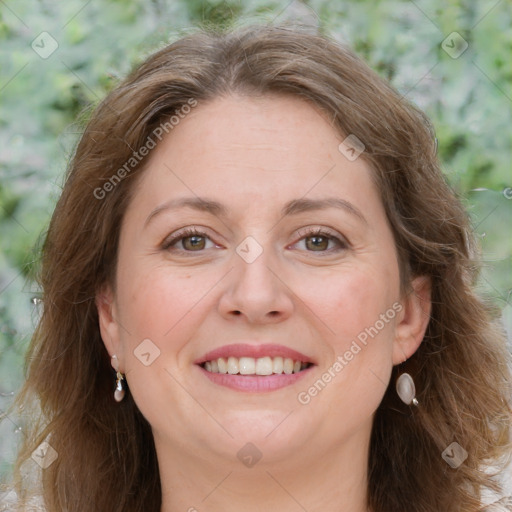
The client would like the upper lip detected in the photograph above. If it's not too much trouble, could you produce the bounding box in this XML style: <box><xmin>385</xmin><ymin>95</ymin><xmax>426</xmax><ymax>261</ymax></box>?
<box><xmin>195</xmin><ymin>343</ymin><xmax>316</xmax><ymax>365</ymax></box>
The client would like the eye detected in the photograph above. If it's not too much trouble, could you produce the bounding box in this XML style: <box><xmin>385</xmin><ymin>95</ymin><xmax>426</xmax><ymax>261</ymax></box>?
<box><xmin>162</xmin><ymin>228</ymin><xmax>217</xmax><ymax>252</ymax></box>
<box><xmin>292</xmin><ymin>227</ymin><xmax>348</xmax><ymax>253</ymax></box>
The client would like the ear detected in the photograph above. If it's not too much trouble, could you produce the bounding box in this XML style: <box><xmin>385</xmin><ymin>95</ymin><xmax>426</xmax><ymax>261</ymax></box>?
<box><xmin>392</xmin><ymin>276</ymin><xmax>431</xmax><ymax>365</ymax></box>
<box><xmin>96</xmin><ymin>284</ymin><xmax>123</xmax><ymax>370</ymax></box>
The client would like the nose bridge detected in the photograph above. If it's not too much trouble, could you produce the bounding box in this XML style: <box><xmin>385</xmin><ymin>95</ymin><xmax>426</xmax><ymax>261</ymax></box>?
<box><xmin>236</xmin><ymin>248</ymin><xmax>276</xmax><ymax>294</ymax></box>
<box><xmin>218</xmin><ymin>236</ymin><xmax>293</xmax><ymax>323</ymax></box>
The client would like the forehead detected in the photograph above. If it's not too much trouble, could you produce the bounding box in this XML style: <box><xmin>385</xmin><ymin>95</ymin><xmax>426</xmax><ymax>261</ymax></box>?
<box><xmin>129</xmin><ymin>94</ymin><xmax>382</xmax><ymax>221</ymax></box>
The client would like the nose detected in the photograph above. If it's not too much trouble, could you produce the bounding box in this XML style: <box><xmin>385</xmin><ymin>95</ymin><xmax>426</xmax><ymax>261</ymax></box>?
<box><xmin>217</xmin><ymin>248</ymin><xmax>294</xmax><ymax>325</ymax></box>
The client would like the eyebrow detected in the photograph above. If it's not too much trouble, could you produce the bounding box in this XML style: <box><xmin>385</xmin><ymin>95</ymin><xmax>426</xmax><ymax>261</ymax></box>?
<box><xmin>144</xmin><ymin>197</ymin><xmax>227</xmax><ymax>227</ymax></box>
<box><xmin>281</xmin><ymin>197</ymin><xmax>367</xmax><ymax>224</ymax></box>
<box><xmin>144</xmin><ymin>195</ymin><xmax>367</xmax><ymax>227</ymax></box>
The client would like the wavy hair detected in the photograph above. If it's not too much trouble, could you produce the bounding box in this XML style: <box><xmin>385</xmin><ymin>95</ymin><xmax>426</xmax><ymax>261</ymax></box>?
<box><xmin>11</xmin><ymin>25</ymin><xmax>512</xmax><ymax>511</ymax></box>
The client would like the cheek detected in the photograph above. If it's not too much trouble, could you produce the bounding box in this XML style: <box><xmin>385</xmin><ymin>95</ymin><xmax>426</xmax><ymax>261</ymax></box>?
<box><xmin>298</xmin><ymin>266</ymin><xmax>398</xmax><ymax>413</ymax></box>
<box><xmin>292</xmin><ymin>268</ymin><xmax>398</xmax><ymax>430</ymax></box>
<box><xmin>115</xmin><ymin>263</ymin><xmax>217</xmax><ymax>354</ymax></box>
<box><xmin>113</xmin><ymin>266</ymin><xmax>216</xmax><ymax>415</ymax></box>
<box><xmin>295</xmin><ymin>264</ymin><xmax>399</xmax><ymax>347</ymax></box>
<box><xmin>294</xmin><ymin>264</ymin><xmax>398</xmax><ymax>407</ymax></box>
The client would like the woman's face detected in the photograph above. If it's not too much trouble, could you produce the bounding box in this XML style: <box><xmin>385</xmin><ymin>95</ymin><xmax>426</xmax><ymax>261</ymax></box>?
<box><xmin>98</xmin><ymin>94</ymin><xmax>429</xmax><ymax>471</ymax></box>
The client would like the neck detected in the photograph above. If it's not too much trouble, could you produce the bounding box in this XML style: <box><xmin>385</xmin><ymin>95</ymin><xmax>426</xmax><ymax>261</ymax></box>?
<box><xmin>157</xmin><ymin>430</ymin><xmax>371</xmax><ymax>512</ymax></box>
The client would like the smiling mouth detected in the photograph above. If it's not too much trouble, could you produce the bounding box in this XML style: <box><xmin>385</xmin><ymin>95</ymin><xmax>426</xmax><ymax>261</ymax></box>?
<box><xmin>200</xmin><ymin>356</ymin><xmax>313</xmax><ymax>376</ymax></box>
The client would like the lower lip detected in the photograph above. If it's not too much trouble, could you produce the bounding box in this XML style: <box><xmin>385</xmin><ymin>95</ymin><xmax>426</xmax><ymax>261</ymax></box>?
<box><xmin>197</xmin><ymin>365</ymin><xmax>313</xmax><ymax>392</ymax></box>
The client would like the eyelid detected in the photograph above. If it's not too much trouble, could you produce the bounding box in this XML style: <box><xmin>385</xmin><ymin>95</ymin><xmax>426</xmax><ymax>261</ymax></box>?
<box><xmin>161</xmin><ymin>226</ymin><xmax>220</xmax><ymax>251</ymax></box>
<box><xmin>160</xmin><ymin>225</ymin><xmax>350</xmax><ymax>253</ymax></box>
<box><xmin>291</xmin><ymin>225</ymin><xmax>350</xmax><ymax>252</ymax></box>
<box><xmin>295</xmin><ymin>226</ymin><xmax>349</xmax><ymax>244</ymax></box>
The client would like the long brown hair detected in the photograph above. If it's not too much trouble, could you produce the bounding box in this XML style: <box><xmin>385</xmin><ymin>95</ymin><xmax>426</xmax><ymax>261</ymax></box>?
<box><xmin>12</xmin><ymin>25</ymin><xmax>512</xmax><ymax>511</ymax></box>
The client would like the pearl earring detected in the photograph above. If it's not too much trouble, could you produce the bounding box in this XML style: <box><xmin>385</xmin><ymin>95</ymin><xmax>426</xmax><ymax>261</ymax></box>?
<box><xmin>396</xmin><ymin>373</ymin><xmax>418</xmax><ymax>406</ymax></box>
<box><xmin>111</xmin><ymin>355</ymin><xmax>125</xmax><ymax>402</ymax></box>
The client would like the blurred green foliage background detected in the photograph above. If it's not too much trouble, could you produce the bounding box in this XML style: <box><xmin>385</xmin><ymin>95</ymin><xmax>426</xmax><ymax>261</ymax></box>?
<box><xmin>0</xmin><ymin>0</ymin><xmax>511</xmax><ymax>483</ymax></box>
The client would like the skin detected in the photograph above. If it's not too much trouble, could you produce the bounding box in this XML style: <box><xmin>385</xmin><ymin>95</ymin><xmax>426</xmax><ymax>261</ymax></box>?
<box><xmin>98</xmin><ymin>94</ymin><xmax>431</xmax><ymax>512</ymax></box>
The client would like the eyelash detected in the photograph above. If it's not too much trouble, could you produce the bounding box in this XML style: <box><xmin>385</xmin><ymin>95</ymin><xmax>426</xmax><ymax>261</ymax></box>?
<box><xmin>161</xmin><ymin>227</ymin><xmax>214</xmax><ymax>251</ymax></box>
<box><xmin>162</xmin><ymin>227</ymin><xmax>349</xmax><ymax>254</ymax></box>
<box><xmin>293</xmin><ymin>227</ymin><xmax>349</xmax><ymax>253</ymax></box>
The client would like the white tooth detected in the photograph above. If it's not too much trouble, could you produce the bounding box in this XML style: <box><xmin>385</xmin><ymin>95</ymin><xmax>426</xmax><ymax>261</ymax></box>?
<box><xmin>217</xmin><ymin>357</ymin><xmax>228</xmax><ymax>374</ymax></box>
<box><xmin>272</xmin><ymin>356</ymin><xmax>284</xmax><ymax>374</ymax></box>
<box><xmin>293</xmin><ymin>360</ymin><xmax>301</xmax><ymax>373</ymax></box>
<box><xmin>227</xmin><ymin>356</ymin><xmax>239</xmax><ymax>374</ymax></box>
<box><xmin>210</xmin><ymin>359</ymin><xmax>218</xmax><ymax>373</ymax></box>
<box><xmin>239</xmin><ymin>357</ymin><xmax>256</xmax><ymax>375</ymax></box>
<box><xmin>256</xmin><ymin>357</ymin><xmax>273</xmax><ymax>375</ymax></box>
<box><xmin>204</xmin><ymin>361</ymin><xmax>212</xmax><ymax>372</ymax></box>
<box><xmin>283</xmin><ymin>358</ymin><xmax>294</xmax><ymax>374</ymax></box>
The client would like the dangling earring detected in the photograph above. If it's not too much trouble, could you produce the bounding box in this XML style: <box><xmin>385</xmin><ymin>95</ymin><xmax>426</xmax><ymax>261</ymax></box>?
<box><xmin>396</xmin><ymin>373</ymin><xmax>418</xmax><ymax>406</ymax></box>
<box><xmin>114</xmin><ymin>371</ymin><xmax>125</xmax><ymax>402</ymax></box>
<box><xmin>111</xmin><ymin>355</ymin><xmax>125</xmax><ymax>402</ymax></box>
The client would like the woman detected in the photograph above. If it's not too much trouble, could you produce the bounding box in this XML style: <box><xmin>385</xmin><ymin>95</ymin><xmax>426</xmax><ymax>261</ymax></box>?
<box><xmin>9</xmin><ymin>25</ymin><xmax>512</xmax><ymax>511</ymax></box>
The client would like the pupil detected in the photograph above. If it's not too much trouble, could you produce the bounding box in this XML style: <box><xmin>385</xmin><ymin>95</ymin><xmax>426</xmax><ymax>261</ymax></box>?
<box><xmin>307</xmin><ymin>236</ymin><xmax>328</xmax><ymax>251</ymax></box>
<box><xmin>184</xmin><ymin>236</ymin><xmax>205</xmax><ymax>250</ymax></box>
